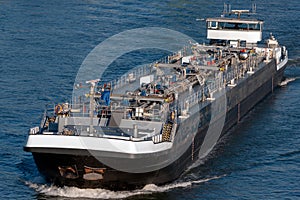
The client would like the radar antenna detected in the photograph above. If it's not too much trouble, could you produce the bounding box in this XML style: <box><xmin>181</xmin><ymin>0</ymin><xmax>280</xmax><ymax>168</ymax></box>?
<box><xmin>222</xmin><ymin>2</ymin><xmax>257</xmax><ymax>18</ymax></box>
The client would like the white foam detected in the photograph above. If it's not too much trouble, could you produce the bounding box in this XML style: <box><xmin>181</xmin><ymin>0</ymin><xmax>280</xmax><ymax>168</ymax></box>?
<box><xmin>279</xmin><ymin>77</ymin><xmax>297</xmax><ymax>86</ymax></box>
<box><xmin>25</xmin><ymin>175</ymin><xmax>225</xmax><ymax>199</ymax></box>
<box><xmin>26</xmin><ymin>181</ymin><xmax>147</xmax><ymax>199</ymax></box>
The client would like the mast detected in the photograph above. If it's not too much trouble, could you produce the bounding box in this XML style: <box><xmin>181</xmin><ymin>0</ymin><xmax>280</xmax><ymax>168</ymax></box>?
<box><xmin>86</xmin><ymin>79</ymin><xmax>100</xmax><ymax>134</ymax></box>
<box><xmin>222</xmin><ymin>2</ymin><xmax>257</xmax><ymax>18</ymax></box>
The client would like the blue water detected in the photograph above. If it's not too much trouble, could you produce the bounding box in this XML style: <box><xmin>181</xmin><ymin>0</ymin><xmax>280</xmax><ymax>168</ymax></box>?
<box><xmin>1</xmin><ymin>0</ymin><xmax>299</xmax><ymax>199</ymax></box>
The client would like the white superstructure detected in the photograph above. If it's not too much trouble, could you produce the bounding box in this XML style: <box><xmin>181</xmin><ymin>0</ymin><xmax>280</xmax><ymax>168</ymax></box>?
<box><xmin>206</xmin><ymin>17</ymin><xmax>263</xmax><ymax>44</ymax></box>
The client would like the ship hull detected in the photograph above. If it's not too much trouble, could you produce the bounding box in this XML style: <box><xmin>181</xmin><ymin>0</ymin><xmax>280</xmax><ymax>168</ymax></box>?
<box><xmin>26</xmin><ymin>59</ymin><xmax>286</xmax><ymax>190</ymax></box>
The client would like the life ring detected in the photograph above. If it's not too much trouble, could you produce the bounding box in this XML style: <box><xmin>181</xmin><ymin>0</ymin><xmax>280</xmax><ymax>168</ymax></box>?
<box><xmin>55</xmin><ymin>104</ymin><xmax>63</xmax><ymax>115</ymax></box>
<box><xmin>170</xmin><ymin>111</ymin><xmax>175</xmax><ymax>121</ymax></box>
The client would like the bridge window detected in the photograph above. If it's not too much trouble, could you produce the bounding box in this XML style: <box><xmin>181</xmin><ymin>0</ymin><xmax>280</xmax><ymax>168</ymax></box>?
<box><xmin>208</xmin><ymin>21</ymin><xmax>218</xmax><ymax>29</ymax></box>
<box><xmin>249</xmin><ymin>23</ymin><xmax>261</xmax><ymax>30</ymax></box>
<box><xmin>208</xmin><ymin>21</ymin><xmax>262</xmax><ymax>31</ymax></box>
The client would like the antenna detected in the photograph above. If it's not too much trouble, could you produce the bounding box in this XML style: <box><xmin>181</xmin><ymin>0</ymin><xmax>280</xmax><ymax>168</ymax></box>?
<box><xmin>223</xmin><ymin>3</ymin><xmax>227</xmax><ymax>14</ymax></box>
<box><xmin>222</xmin><ymin>2</ymin><xmax>256</xmax><ymax>18</ymax></box>
<box><xmin>251</xmin><ymin>3</ymin><xmax>256</xmax><ymax>13</ymax></box>
<box><xmin>222</xmin><ymin>3</ymin><xmax>231</xmax><ymax>15</ymax></box>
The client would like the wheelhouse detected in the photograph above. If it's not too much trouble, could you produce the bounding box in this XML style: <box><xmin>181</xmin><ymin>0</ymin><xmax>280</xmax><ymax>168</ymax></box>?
<box><xmin>206</xmin><ymin>18</ymin><xmax>264</xmax><ymax>45</ymax></box>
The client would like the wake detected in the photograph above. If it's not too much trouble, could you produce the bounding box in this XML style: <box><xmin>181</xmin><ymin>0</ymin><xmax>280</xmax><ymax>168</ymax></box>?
<box><xmin>26</xmin><ymin>175</ymin><xmax>224</xmax><ymax>199</ymax></box>
<box><xmin>279</xmin><ymin>77</ymin><xmax>298</xmax><ymax>86</ymax></box>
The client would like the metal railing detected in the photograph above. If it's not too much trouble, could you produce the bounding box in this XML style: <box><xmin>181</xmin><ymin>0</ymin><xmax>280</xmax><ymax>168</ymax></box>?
<box><xmin>104</xmin><ymin>45</ymin><xmax>192</xmax><ymax>92</ymax></box>
<box><xmin>110</xmin><ymin>64</ymin><xmax>154</xmax><ymax>91</ymax></box>
<box><xmin>70</xmin><ymin>102</ymin><xmax>165</xmax><ymax>121</ymax></box>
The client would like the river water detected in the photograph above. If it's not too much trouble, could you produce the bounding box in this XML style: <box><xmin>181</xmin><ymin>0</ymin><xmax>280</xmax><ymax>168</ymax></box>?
<box><xmin>0</xmin><ymin>0</ymin><xmax>299</xmax><ymax>199</ymax></box>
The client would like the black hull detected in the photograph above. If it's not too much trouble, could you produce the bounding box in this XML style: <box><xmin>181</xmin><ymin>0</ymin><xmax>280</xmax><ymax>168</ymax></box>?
<box><xmin>29</xmin><ymin>60</ymin><xmax>286</xmax><ymax>190</ymax></box>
